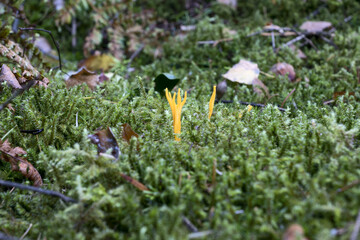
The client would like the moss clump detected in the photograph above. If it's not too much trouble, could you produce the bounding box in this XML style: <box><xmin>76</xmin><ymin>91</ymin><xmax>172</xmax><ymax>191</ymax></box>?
<box><xmin>1</xmin><ymin>0</ymin><xmax>360</xmax><ymax>239</ymax></box>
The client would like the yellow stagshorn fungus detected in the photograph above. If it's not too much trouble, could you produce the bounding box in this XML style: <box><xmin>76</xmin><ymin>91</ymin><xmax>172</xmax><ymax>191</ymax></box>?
<box><xmin>208</xmin><ymin>85</ymin><xmax>216</xmax><ymax>120</ymax></box>
<box><xmin>165</xmin><ymin>88</ymin><xmax>187</xmax><ymax>141</ymax></box>
<box><xmin>239</xmin><ymin>105</ymin><xmax>253</xmax><ymax>118</ymax></box>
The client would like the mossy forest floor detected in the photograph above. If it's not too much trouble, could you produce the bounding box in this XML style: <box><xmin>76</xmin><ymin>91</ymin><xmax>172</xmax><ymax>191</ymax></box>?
<box><xmin>1</xmin><ymin>1</ymin><xmax>360</xmax><ymax>239</ymax></box>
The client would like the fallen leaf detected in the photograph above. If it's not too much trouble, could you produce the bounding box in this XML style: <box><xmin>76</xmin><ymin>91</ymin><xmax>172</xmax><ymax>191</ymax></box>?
<box><xmin>252</xmin><ymin>78</ymin><xmax>269</xmax><ymax>96</ymax></box>
<box><xmin>282</xmin><ymin>224</ymin><xmax>307</xmax><ymax>240</ymax></box>
<box><xmin>65</xmin><ymin>67</ymin><xmax>100</xmax><ymax>91</ymax></box>
<box><xmin>270</xmin><ymin>62</ymin><xmax>296</xmax><ymax>82</ymax></box>
<box><xmin>223</xmin><ymin>60</ymin><xmax>268</xmax><ymax>96</ymax></box>
<box><xmin>6</xmin><ymin>104</ymin><xmax>15</xmax><ymax>113</ymax></box>
<box><xmin>216</xmin><ymin>80</ymin><xmax>227</xmax><ymax>100</ymax></box>
<box><xmin>120</xmin><ymin>173</ymin><xmax>149</xmax><ymax>191</ymax></box>
<box><xmin>263</xmin><ymin>23</ymin><xmax>282</xmax><ymax>31</ymax></box>
<box><xmin>289</xmin><ymin>45</ymin><xmax>306</xmax><ymax>59</ymax></box>
<box><xmin>223</xmin><ymin>60</ymin><xmax>260</xmax><ymax>85</ymax></box>
<box><xmin>154</xmin><ymin>73</ymin><xmax>180</xmax><ymax>96</ymax></box>
<box><xmin>78</xmin><ymin>53</ymin><xmax>116</xmax><ymax>72</ymax></box>
<box><xmin>180</xmin><ymin>25</ymin><xmax>196</xmax><ymax>31</ymax></box>
<box><xmin>299</xmin><ymin>21</ymin><xmax>333</xmax><ymax>33</ymax></box>
<box><xmin>0</xmin><ymin>64</ymin><xmax>22</xmax><ymax>89</ymax></box>
<box><xmin>217</xmin><ymin>0</ymin><xmax>237</xmax><ymax>9</ymax></box>
<box><xmin>0</xmin><ymin>140</ymin><xmax>43</xmax><ymax>186</ymax></box>
<box><xmin>333</xmin><ymin>91</ymin><xmax>355</xmax><ymax>99</ymax></box>
<box><xmin>88</xmin><ymin>127</ymin><xmax>120</xmax><ymax>159</ymax></box>
<box><xmin>98</xmin><ymin>72</ymin><xmax>109</xmax><ymax>83</ymax></box>
<box><xmin>122</xmin><ymin>123</ymin><xmax>139</xmax><ymax>143</ymax></box>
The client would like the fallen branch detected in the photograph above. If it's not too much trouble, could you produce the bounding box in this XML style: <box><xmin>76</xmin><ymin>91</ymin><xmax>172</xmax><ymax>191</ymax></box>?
<box><xmin>19</xmin><ymin>27</ymin><xmax>63</xmax><ymax>71</ymax></box>
<box><xmin>0</xmin><ymin>179</ymin><xmax>77</xmax><ymax>203</ymax></box>
<box><xmin>0</xmin><ymin>80</ymin><xmax>36</xmax><ymax>111</ymax></box>
<box><xmin>182</xmin><ymin>216</ymin><xmax>198</xmax><ymax>232</ymax></box>
<box><xmin>336</xmin><ymin>179</ymin><xmax>360</xmax><ymax>193</ymax></box>
<box><xmin>197</xmin><ymin>38</ymin><xmax>234</xmax><ymax>47</ymax></box>
<box><xmin>281</xmin><ymin>88</ymin><xmax>296</xmax><ymax>108</ymax></box>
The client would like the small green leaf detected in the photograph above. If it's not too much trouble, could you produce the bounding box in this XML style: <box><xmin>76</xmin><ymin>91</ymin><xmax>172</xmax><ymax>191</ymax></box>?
<box><xmin>154</xmin><ymin>73</ymin><xmax>180</xmax><ymax>95</ymax></box>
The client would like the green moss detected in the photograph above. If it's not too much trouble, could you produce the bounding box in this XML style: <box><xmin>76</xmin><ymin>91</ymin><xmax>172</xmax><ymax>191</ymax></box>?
<box><xmin>1</xmin><ymin>0</ymin><xmax>360</xmax><ymax>239</ymax></box>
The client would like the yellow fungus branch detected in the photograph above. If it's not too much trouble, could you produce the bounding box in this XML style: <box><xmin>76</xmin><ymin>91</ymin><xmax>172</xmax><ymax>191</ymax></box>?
<box><xmin>208</xmin><ymin>85</ymin><xmax>216</xmax><ymax>120</ymax></box>
<box><xmin>165</xmin><ymin>88</ymin><xmax>187</xmax><ymax>141</ymax></box>
<box><xmin>239</xmin><ymin>105</ymin><xmax>253</xmax><ymax>118</ymax></box>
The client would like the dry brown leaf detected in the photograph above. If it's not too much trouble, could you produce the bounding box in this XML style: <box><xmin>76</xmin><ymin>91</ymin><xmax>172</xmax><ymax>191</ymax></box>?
<box><xmin>216</xmin><ymin>80</ymin><xmax>227</xmax><ymax>100</ymax></box>
<box><xmin>282</xmin><ymin>224</ymin><xmax>307</xmax><ymax>240</ymax></box>
<box><xmin>300</xmin><ymin>21</ymin><xmax>333</xmax><ymax>33</ymax></box>
<box><xmin>120</xmin><ymin>173</ymin><xmax>149</xmax><ymax>191</ymax></box>
<box><xmin>270</xmin><ymin>62</ymin><xmax>296</xmax><ymax>82</ymax></box>
<box><xmin>65</xmin><ymin>67</ymin><xmax>100</xmax><ymax>91</ymax></box>
<box><xmin>263</xmin><ymin>23</ymin><xmax>282</xmax><ymax>31</ymax></box>
<box><xmin>333</xmin><ymin>91</ymin><xmax>355</xmax><ymax>100</ymax></box>
<box><xmin>122</xmin><ymin>123</ymin><xmax>139</xmax><ymax>143</ymax></box>
<box><xmin>289</xmin><ymin>45</ymin><xmax>306</xmax><ymax>59</ymax></box>
<box><xmin>0</xmin><ymin>64</ymin><xmax>22</xmax><ymax>89</ymax></box>
<box><xmin>252</xmin><ymin>78</ymin><xmax>269</xmax><ymax>96</ymax></box>
<box><xmin>0</xmin><ymin>140</ymin><xmax>43</xmax><ymax>186</ymax></box>
<box><xmin>78</xmin><ymin>54</ymin><xmax>116</xmax><ymax>72</ymax></box>
<box><xmin>88</xmin><ymin>127</ymin><xmax>120</xmax><ymax>159</ymax></box>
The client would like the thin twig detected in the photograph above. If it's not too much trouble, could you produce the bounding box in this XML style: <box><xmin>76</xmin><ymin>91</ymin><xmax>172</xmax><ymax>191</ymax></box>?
<box><xmin>276</xmin><ymin>35</ymin><xmax>305</xmax><ymax>52</ymax></box>
<box><xmin>0</xmin><ymin>80</ymin><xmax>36</xmax><ymax>111</ymax></box>
<box><xmin>20</xmin><ymin>129</ymin><xmax>44</xmax><ymax>135</ymax></box>
<box><xmin>0</xmin><ymin>179</ymin><xmax>77</xmax><ymax>203</ymax></box>
<box><xmin>128</xmin><ymin>44</ymin><xmax>145</xmax><ymax>66</ymax></box>
<box><xmin>319</xmin><ymin>35</ymin><xmax>338</xmax><ymax>49</ymax></box>
<box><xmin>20</xmin><ymin>223</ymin><xmax>32</xmax><ymax>240</ymax></box>
<box><xmin>217</xmin><ymin>100</ymin><xmax>286</xmax><ymax>112</ymax></box>
<box><xmin>125</xmin><ymin>44</ymin><xmax>145</xmax><ymax>79</ymax></box>
<box><xmin>182</xmin><ymin>216</ymin><xmax>198</xmax><ymax>232</ymax></box>
<box><xmin>19</xmin><ymin>27</ymin><xmax>63</xmax><ymax>71</ymax></box>
<box><xmin>197</xmin><ymin>38</ymin><xmax>233</xmax><ymax>46</ymax></box>
<box><xmin>305</xmin><ymin>3</ymin><xmax>327</xmax><ymax>20</ymax></box>
<box><xmin>336</xmin><ymin>179</ymin><xmax>360</xmax><ymax>193</ymax></box>
<box><xmin>350</xmin><ymin>210</ymin><xmax>360</xmax><ymax>240</ymax></box>
<box><xmin>271</xmin><ymin>31</ymin><xmax>276</xmax><ymax>53</ymax></box>
<box><xmin>281</xmin><ymin>88</ymin><xmax>296</xmax><ymax>108</ymax></box>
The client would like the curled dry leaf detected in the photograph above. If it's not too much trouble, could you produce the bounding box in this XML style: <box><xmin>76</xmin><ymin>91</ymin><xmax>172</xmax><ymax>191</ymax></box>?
<box><xmin>0</xmin><ymin>64</ymin><xmax>22</xmax><ymax>89</ymax></box>
<box><xmin>78</xmin><ymin>53</ymin><xmax>116</xmax><ymax>72</ymax></box>
<box><xmin>289</xmin><ymin>45</ymin><xmax>306</xmax><ymax>59</ymax></box>
<box><xmin>122</xmin><ymin>123</ymin><xmax>139</xmax><ymax>143</ymax></box>
<box><xmin>88</xmin><ymin>127</ymin><xmax>120</xmax><ymax>160</ymax></box>
<box><xmin>270</xmin><ymin>62</ymin><xmax>296</xmax><ymax>82</ymax></box>
<box><xmin>216</xmin><ymin>80</ymin><xmax>227</xmax><ymax>100</ymax></box>
<box><xmin>282</xmin><ymin>224</ymin><xmax>307</xmax><ymax>240</ymax></box>
<box><xmin>0</xmin><ymin>140</ymin><xmax>43</xmax><ymax>186</ymax></box>
<box><xmin>65</xmin><ymin>67</ymin><xmax>100</xmax><ymax>91</ymax></box>
<box><xmin>300</xmin><ymin>21</ymin><xmax>333</xmax><ymax>33</ymax></box>
<box><xmin>120</xmin><ymin>173</ymin><xmax>149</xmax><ymax>191</ymax></box>
<box><xmin>223</xmin><ymin>59</ymin><xmax>268</xmax><ymax>96</ymax></box>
